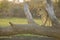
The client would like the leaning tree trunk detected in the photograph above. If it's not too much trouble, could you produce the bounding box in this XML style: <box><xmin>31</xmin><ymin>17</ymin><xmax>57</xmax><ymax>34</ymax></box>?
<box><xmin>36</xmin><ymin>0</ymin><xmax>57</xmax><ymax>26</ymax></box>
<box><xmin>0</xmin><ymin>0</ymin><xmax>60</xmax><ymax>40</ymax></box>
<box><xmin>46</xmin><ymin>0</ymin><xmax>60</xmax><ymax>25</ymax></box>
<box><xmin>24</xmin><ymin>2</ymin><xmax>35</xmax><ymax>24</ymax></box>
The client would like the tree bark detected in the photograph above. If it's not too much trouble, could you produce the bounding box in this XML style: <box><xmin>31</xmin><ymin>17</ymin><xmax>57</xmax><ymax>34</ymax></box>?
<box><xmin>24</xmin><ymin>2</ymin><xmax>35</xmax><ymax>24</ymax></box>
<box><xmin>45</xmin><ymin>0</ymin><xmax>60</xmax><ymax>25</ymax></box>
<box><xmin>0</xmin><ymin>24</ymin><xmax>60</xmax><ymax>39</ymax></box>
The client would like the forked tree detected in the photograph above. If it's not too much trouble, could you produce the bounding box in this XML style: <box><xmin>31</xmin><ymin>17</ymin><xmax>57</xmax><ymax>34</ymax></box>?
<box><xmin>0</xmin><ymin>0</ymin><xmax>60</xmax><ymax>40</ymax></box>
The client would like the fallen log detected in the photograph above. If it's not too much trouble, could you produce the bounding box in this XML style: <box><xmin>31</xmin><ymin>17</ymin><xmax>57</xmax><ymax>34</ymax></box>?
<box><xmin>0</xmin><ymin>24</ymin><xmax>60</xmax><ymax>39</ymax></box>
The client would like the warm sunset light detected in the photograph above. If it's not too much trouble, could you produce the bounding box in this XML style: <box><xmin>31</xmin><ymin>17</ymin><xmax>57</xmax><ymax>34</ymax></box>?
<box><xmin>8</xmin><ymin>0</ymin><xmax>24</xmax><ymax>3</ymax></box>
<box><xmin>8</xmin><ymin>0</ymin><xmax>13</xmax><ymax>2</ymax></box>
<box><xmin>19</xmin><ymin>0</ymin><xmax>24</xmax><ymax>3</ymax></box>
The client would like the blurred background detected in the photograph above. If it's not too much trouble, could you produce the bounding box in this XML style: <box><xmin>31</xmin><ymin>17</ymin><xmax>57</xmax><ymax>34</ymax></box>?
<box><xmin>0</xmin><ymin>0</ymin><xmax>60</xmax><ymax>26</ymax></box>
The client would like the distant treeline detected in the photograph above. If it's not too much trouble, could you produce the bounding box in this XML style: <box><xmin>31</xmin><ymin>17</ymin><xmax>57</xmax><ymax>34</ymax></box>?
<box><xmin>0</xmin><ymin>0</ymin><xmax>60</xmax><ymax>18</ymax></box>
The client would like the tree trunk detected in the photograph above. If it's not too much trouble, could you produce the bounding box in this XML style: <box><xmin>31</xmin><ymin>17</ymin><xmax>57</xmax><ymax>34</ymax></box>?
<box><xmin>0</xmin><ymin>24</ymin><xmax>60</xmax><ymax>39</ymax></box>
<box><xmin>24</xmin><ymin>3</ymin><xmax>35</xmax><ymax>24</ymax></box>
<box><xmin>45</xmin><ymin>0</ymin><xmax>60</xmax><ymax>25</ymax></box>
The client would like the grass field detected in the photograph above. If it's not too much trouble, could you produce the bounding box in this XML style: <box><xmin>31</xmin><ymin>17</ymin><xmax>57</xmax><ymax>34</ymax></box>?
<box><xmin>0</xmin><ymin>17</ymin><xmax>41</xmax><ymax>26</ymax></box>
<box><xmin>0</xmin><ymin>17</ymin><xmax>42</xmax><ymax>36</ymax></box>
